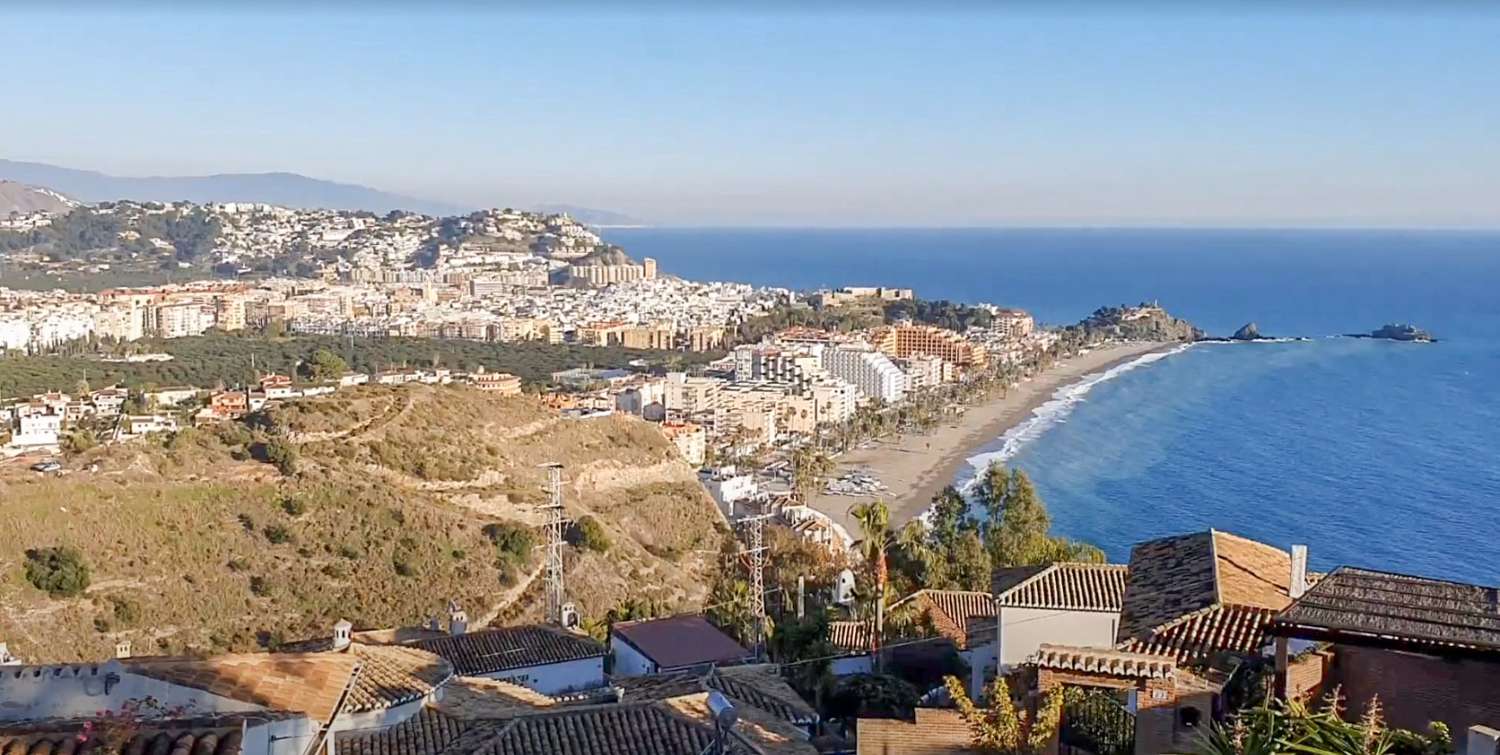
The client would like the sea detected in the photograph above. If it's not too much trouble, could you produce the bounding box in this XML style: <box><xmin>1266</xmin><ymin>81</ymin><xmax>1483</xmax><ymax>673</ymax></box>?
<box><xmin>602</xmin><ymin>227</ymin><xmax>1500</xmax><ymax>584</ymax></box>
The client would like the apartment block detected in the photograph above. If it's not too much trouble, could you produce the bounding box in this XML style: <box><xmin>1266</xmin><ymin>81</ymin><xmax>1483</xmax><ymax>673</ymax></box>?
<box><xmin>821</xmin><ymin>344</ymin><xmax>907</xmax><ymax>404</ymax></box>
<box><xmin>869</xmin><ymin>324</ymin><xmax>988</xmax><ymax>370</ymax></box>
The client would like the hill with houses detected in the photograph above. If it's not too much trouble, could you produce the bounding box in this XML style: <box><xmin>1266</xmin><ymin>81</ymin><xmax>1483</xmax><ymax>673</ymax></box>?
<box><xmin>0</xmin><ymin>384</ymin><xmax>727</xmax><ymax>662</ymax></box>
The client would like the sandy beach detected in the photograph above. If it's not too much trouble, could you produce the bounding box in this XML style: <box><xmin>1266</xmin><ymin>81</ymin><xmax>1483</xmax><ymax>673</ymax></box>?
<box><xmin>808</xmin><ymin>341</ymin><xmax>1175</xmax><ymax>537</ymax></box>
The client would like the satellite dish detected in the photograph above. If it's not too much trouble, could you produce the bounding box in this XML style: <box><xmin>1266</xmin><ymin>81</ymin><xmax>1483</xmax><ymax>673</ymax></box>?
<box><xmin>834</xmin><ymin>568</ymin><xmax>856</xmax><ymax>605</ymax></box>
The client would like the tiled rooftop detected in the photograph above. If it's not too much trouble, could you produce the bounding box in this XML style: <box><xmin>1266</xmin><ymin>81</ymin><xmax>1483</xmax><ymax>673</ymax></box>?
<box><xmin>1269</xmin><ymin>567</ymin><xmax>1500</xmax><ymax>655</ymax></box>
<box><xmin>1032</xmin><ymin>644</ymin><xmax>1176</xmax><ymax>680</ymax></box>
<box><xmin>1118</xmin><ymin>530</ymin><xmax>1292</xmax><ymax>643</ymax></box>
<box><xmin>412</xmin><ymin>626</ymin><xmax>605</xmax><ymax>677</ymax></box>
<box><xmin>1121</xmin><ymin>604</ymin><xmax>1278</xmax><ymax>665</ymax></box>
<box><xmin>124</xmin><ymin>653</ymin><xmax>359</xmax><ymax>723</ymax></box>
<box><xmin>890</xmin><ymin>590</ymin><xmax>995</xmax><ymax>650</ymax></box>
<box><xmin>994</xmin><ymin>563</ymin><xmax>1128</xmax><ymax>613</ymax></box>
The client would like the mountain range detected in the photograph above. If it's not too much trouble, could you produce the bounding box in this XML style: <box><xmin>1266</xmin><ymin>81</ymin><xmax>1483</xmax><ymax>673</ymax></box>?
<box><xmin>0</xmin><ymin>159</ymin><xmax>641</xmax><ymax>224</ymax></box>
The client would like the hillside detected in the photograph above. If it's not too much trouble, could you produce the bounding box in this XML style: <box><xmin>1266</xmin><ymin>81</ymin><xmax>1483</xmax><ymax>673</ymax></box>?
<box><xmin>0</xmin><ymin>386</ymin><xmax>728</xmax><ymax>662</ymax></box>
<box><xmin>0</xmin><ymin>159</ymin><xmax>467</xmax><ymax>216</ymax></box>
<box><xmin>0</xmin><ymin>180</ymin><xmax>74</xmax><ymax>216</ymax></box>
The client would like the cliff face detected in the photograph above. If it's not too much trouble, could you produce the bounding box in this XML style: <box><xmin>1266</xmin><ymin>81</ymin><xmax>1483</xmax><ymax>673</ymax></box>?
<box><xmin>1076</xmin><ymin>303</ymin><xmax>1204</xmax><ymax>342</ymax></box>
<box><xmin>0</xmin><ymin>386</ymin><xmax>725</xmax><ymax>662</ymax></box>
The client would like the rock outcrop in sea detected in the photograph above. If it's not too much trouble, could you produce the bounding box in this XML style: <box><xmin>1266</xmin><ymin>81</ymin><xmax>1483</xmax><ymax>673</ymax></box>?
<box><xmin>1231</xmin><ymin>322</ymin><xmax>1264</xmax><ymax>341</ymax></box>
<box><xmin>1351</xmin><ymin>323</ymin><xmax>1436</xmax><ymax>342</ymax></box>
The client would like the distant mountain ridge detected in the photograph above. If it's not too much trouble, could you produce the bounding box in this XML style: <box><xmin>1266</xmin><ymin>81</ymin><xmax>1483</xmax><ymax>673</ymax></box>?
<box><xmin>0</xmin><ymin>180</ymin><xmax>75</xmax><ymax>216</ymax></box>
<box><xmin>0</xmin><ymin>159</ymin><xmax>469</xmax><ymax>217</ymax></box>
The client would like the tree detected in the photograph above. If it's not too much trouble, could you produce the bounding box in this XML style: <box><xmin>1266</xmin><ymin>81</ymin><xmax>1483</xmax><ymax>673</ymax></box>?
<box><xmin>979</xmin><ymin>464</ymin><xmax>1104</xmax><ymax>568</ymax></box>
<box><xmin>24</xmin><ymin>546</ymin><xmax>92</xmax><ymax>597</ymax></box>
<box><xmin>791</xmin><ymin>447</ymin><xmax>835</xmax><ymax>501</ymax></box>
<box><xmin>300</xmin><ymin>348</ymin><xmax>348</xmax><ymax>381</ymax></box>
<box><xmin>851</xmin><ymin>500</ymin><xmax>896</xmax><ymax>651</ymax></box>
<box><xmin>62</xmin><ymin>428</ymin><xmax>99</xmax><ymax>455</ymax></box>
<box><xmin>945</xmin><ymin>675</ymin><xmax>1062</xmax><ymax>755</ymax></box>
<box><xmin>568</xmin><ymin>515</ymin><xmax>611</xmax><ymax>553</ymax></box>
<box><xmin>705</xmin><ymin>577</ymin><xmax>760</xmax><ymax>648</ymax></box>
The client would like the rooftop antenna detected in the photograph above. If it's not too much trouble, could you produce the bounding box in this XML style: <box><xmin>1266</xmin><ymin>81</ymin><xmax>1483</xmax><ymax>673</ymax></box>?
<box><xmin>539</xmin><ymin>462</ymin><xmax>567</xmax><ymax>624</ymax></box>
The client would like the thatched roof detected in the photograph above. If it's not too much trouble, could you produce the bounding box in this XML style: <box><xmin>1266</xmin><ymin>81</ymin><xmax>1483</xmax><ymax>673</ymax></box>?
<box><xmin>1268</xmin><ymin>567</ymin><xmax>1500</xmax><ymax>657</ymax></box>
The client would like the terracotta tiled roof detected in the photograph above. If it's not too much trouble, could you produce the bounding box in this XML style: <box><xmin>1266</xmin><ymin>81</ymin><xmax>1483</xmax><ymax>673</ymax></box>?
<box><xmin>994</xmin><ymin>562</ymin><xmax>1128</xmax><ymax>613</ymax></box>
<box><xmin>0</xmin><ymin>725</ymin><xmax>244</xmax><ymax>755</ymax></box>
<box><xmin>610</xmin><ymin>616</ymin><xmax>752</xmax><ymax>671</ymax></box>
<box><xmin>339</xmin><ymin>708</ymin><xmax>469</xmax><ymax>755</ymax></box>
<box><xmin>344</xmin><ymin>645</ymin><xmax>454</xmax><ymax>713</ymax></box>
<box><xmin>659</xmin><ymin>692</ymin><xmax>816</xmax><ymax>755</ymax></box>
<box><xmin>433</xmin><ymin>677</ymin><xmax>573</xmax><ymax>719</ymax></box>
<box><xmin>1121</xmin><ymin>604</ymin><xmax>1278</xmax><ymax>664</ymax></box>
<box><xmin>1118</xmin><ymin>530</ymin><xmax>1292</xmax><ymax>642</ymax></box>
<box><xmin>280</xmin><ymin>639</ymin><xmax>454</xmax><ymax>713</ymax></box>
<box><xmin>856</xmin><ymin>708</ymin><xmax>976</xmax><ymax>754</ymax></box>
<box><xmin>1269</xmin><ymin>567</ymin><xmax>1500</xmax><ymax>655</ymax></box>
<box><xmin>412</xmin><ymin>626</ymin><xmax>605</xmax><ymax>677</ymax></box>
<box><xmin>828</xmin><ymin>621</ymin><xmax>873</xmax><ymax>654</ymax></box>
<box><xmin>124</xmin><ymin>653</ymin><xmax>359</xmax><ymax>723</ymax></box>
<box><xmin>1032</xmin><ymin>644</ymin><xmax>1176</xmax><ymax>679</ymax></box>
<box><xmin>480</xmin><ymin>704</ymin><xmax>751</xmax><ymax>755</ymax></box>
<box><xmin>614</xmin><ymin>664</ymin><xmax>817</xmax><ymax>726</ymax></box>
<box><xmin>891</xmin><ymin>590</ymin><xmax>994</xmax><ymax>650</ymax></box>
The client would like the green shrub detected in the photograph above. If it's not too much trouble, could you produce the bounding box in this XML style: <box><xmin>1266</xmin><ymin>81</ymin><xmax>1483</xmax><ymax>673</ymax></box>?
<box><xmin>483</xmin><ymin>521</ymin><xmax>535</xmax><ymax>565</ymax></box>
<box><xmin>393</xmin><ymin>556</ymin><xmax>415</xmax><ymax>577</ymax></box>
<box><xmin>280</xmin><ymin>496</ymin><xmax>306</xmax><ymax>516</ymax></box>
<box><xmin>62</xmin><ymin>429</ymin><xmax>99</xmax><ymax>455</ymax></box>
<box><xmin>110</xmin><ymin>596</ymin><xmax>142</xmax><ymax>626</ymax></box>
<box><xmin>338</xmin><ymin>544</ymin><xmax>362</xmax><ymax>560</ymax></box>
<box><xmin>263</xmin><ymin>524</ymin><xmax>293</xmax><ymax>544</ymax></box>
<box><xmin>568</xmin><ymin>516</ymin><xmax>611</xmax><ymax>553</ymax></box>
<box><xmin>259</xmin><ymin>438</ymin><xmax>299</xmax><ymax>475</ymax></box>
<box><xmin>24</xmin><ymin>546</ymin><xmax>91</xmax><ymax>597</ymax></box>
<box><xmin>249</xmin><ymin>576</ymin><xmax>270</xmax><ymax>596</ymax></box>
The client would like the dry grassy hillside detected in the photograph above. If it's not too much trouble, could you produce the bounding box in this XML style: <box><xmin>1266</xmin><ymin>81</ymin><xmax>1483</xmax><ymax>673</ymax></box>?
<box><xmin>0</xmin><ymin>386</ymin><xmax>727</xmax><ymax>662</ymax></box>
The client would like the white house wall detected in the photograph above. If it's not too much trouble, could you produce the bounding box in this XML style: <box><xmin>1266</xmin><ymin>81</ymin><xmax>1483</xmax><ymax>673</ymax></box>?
<box><xmin>996</xmin><ymin>607</ymin><xmax>1119</xmax><ymax>668</ymax></box>
<box><xmin>609</xmin><ymin>640</ymin><xmax>655</xmax><ymax>677</ymax></box>
<box><xmin>479</xmin><ymin>657</ymin><xmax>605</xmax><ymax>695</ymax></box>
<box><xmin>0</xmin><ymin>664</ymin><xmax>263</xmax><ymax>721</ymax></box>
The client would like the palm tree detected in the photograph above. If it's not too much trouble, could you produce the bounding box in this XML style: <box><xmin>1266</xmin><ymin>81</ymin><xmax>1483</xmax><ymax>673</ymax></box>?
<box><xmin>851</xmin><ymin>500</ymin><xmax>894</xmax><ymax>657</ymax></box>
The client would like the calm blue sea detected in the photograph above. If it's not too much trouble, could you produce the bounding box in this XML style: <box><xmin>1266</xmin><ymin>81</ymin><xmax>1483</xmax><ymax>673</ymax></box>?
<box><xmin>605</xmin><ymin>228</ymin><xmax>1500</xmax><ymax>583</ymax></box>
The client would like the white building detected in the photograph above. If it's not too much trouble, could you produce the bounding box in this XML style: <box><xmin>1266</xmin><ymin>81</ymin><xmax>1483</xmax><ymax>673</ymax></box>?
<box><xmin>821</xmin><ymin>344</ymin><xmax>906</xmax><ymax>404</ymax></box>
<box><xmin>411</xmin><ymin>622</ymin><xmax>606</xmax><ymax>695</ymax></box>
<box><xmin>11</xmin><ymin>413</ymin><xmax>62</xmax><ymax>448</ymax></box>
<box><xmin>991</xmin><ymin>562</ymin><xmax>1127</xmax><ymax>670</ymax></box>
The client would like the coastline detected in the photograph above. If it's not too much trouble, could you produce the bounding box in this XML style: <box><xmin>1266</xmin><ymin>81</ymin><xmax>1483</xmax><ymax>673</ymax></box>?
<box><xmin>806</xmin><ymin>341</ymin><xmax>1179</xmax><ymax>537</ymax></box>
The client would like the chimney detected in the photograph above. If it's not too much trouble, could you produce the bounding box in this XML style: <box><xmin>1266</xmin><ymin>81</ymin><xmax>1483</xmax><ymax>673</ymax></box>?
<box><xmin>1290</xmin><ymin>544</ymin><xmax>1309</xmax><ymax>600</ymax></box>
<box><xmin>333</xmin><ymin>619</ymin><xmax>353</xmax><ymax>651</ymax></box>
<box><xmin>115</xmin><ymin>641</ymin><xmax>132</xmax><ymax>659</ymax></box>
<box><xmin>448</xmin><ymin>601</ymin><xmax>468</xmax><ymax>636</ymax></box>
<box><xmin>426</xmin><ymin>617</ymin><xmax>442</xmax><ymax>632</ymax></box>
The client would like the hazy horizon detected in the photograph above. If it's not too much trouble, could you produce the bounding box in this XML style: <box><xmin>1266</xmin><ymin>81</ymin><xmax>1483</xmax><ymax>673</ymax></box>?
<box><xmin>4</xmin><ymin>5</ymin><xmax>1499</xmax><ymax>228</ymax></box>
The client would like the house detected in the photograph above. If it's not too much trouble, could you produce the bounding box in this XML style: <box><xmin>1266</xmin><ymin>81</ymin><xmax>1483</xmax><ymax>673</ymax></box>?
<box><xmin>88</xmin><ymin>386</ymin><xmax>130</xmax><ymax>416</ymax></box>
<box><xmin>828</xmin><ymin>620</ymin><xmax>875</xmax><ymax>676</ymax></box>
<box><xmin>411</xmin><ymin>621</ymin><xmax>607</xmax><ymax>695</ymax></box>
<box><xmin>991</xmin><ymin>561</ymin><xmax>1128</xmax><ymax>669</ymax></box>
<box><xmin>857</xmin><ymin>708</ymin><xmax>975</xmax><ymax>754</ymax></box>
<box><xmin>1267</xmin><ymin>567</ymin><xmax>1500</xmax><ymax>747</ymax></box>
<box><xmin>887</xmin><ymin>590</ymin><xmax>996</xmax><ymax>697</ymax></box>
<box><xmin>9</xmin><ymin>412</ymin><xmax>61</xmax><ymax>449</ymax></box>
<box><xmin>661</xmin><ymin>421</ymin><xmax>706</xmax><ymax>466</ymax></box>
<box><xmin>335</xmin><ymin>663</ymin><xmax>819</xmax><ymax>755</ymax></box>
<box><xmin>207</xmin><ymin>390</ymin><xmax>249</xmax><ymax>419</ymax></box>
<box><xmin>121</xmin><ymin>414</ymin><xmax>179</xmax><ymax>438</ymax></box>
<box><xmin>338</xmin><ymin>372</ymin><xmax>371</xmax><ymax>387</ymax></box>
<box><xmin>1019</xmin><ymin>530</ymin><xmax>1301</xmax><ymax>755</ymax></box>
<box><xmin>610</xmin><ymin>615</ymin><xmax>755</xmax><ymax>676</ymax></box>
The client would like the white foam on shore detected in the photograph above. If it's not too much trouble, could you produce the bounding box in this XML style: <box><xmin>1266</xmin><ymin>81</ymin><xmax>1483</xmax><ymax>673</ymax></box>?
<box><xmin>959</xmin><ymin>343</ymin><xmax>1194</xmax><ymax>494</ymax></box>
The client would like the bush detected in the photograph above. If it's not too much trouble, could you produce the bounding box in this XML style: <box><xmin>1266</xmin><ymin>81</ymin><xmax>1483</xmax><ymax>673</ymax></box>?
<box><xmin>248</xmin><ymin>576</ymin><xmax>270</xmax><ymax>596</ymax></box>
<box><xmin>483</xmin><ymin>521</ymin><xmax>535</xmax><ymax>565</ymax></box>
<box><xmin>280</xmin><ymin>496</ymin><xmax>306</xmax><ymax>516</ymax></box>
<box><xmin>393</xmin><ymin>556</ymin><xmax>416</xmax><ymax>577</ymax></box>
<box><xmin>237</xmin><ymin>513</ymin><xmax>257</xmax><ymax>531</ymax></box>
<box><xmin>260</xmin><ymin>438</ymin><xmax>299</xmax><ymax>475</ymax></box>
<box><xmin>24</xmin><ymin>546</ymin><xmax>91</xmax><ymax>597</ymax></box>
<box><xmin>263</xmin><ymin>525</ymin><xmax>293</xmax><ymax>545</ymax></box>
<box><xmin>62</xmin><ymin>429</ymin><xmax>99</xmax><ymax>455</ymax></box>
<box><xmin>568</xmin><ymin>516</ymin><xmax>611</xmax><ymax>553</ymax></box>
<box><xmin>110</xmin><ymin>596</ymin><xmax>142</xmax><ymax>627</ymax></box>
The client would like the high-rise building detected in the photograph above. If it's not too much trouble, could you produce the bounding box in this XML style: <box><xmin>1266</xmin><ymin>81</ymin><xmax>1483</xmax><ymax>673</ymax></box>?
<box><xmin>821</xmin><ymin>344</ymin><xmax>907</xmax><ymax>404</ymax></box>
<box><xmin>869</xmin><ymin>324</ymin><xmax>988</xmax><ymax>370</ymax></box>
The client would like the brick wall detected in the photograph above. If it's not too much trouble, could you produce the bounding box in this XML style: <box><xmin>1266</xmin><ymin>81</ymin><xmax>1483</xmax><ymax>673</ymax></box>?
<box><xmin>1329</xmin><ymin>645</ymin><xmax>1500</xmax><ymax>736</ymax></box>
<box><xmin>1286</xmin><ymin>649</ymin><xmax>1333</xmax><ymax>702</ymax></box>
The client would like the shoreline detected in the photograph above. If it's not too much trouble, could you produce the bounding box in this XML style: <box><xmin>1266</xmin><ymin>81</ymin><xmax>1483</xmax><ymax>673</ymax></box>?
<box><xmin>806</xmin><ymin>341</ymin><xmax>1180</xmax><ymax>537</ymax></box>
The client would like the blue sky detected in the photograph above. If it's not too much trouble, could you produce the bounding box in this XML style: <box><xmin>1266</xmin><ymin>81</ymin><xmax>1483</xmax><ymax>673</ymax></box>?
<box><xmin>3</xmin><ymin>6</ymin><xmax>1498</xmax><ymax>227</ymax></box>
